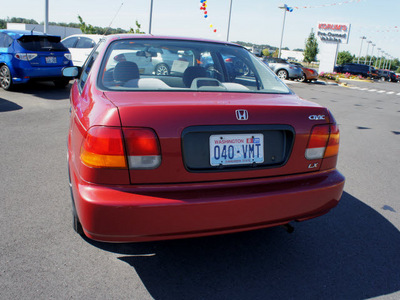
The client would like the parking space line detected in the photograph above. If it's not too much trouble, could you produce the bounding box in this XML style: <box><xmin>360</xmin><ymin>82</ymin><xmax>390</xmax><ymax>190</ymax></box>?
<box><xmin>387</xmin><ymin>92</ymin><xmax>395</xmax><ymax>95</ymax></box>
<box><xmin>377</xmin><ymin>90</ymin><xmax>386</xmax><ymax>93</ymax></box>
<box><xmin>368</xmin><ymin>89</ymin><xmax>377</xmax><ymax>92</ymax></box>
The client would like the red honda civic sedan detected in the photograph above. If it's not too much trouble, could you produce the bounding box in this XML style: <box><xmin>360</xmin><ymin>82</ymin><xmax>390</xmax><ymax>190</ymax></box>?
<box><xmin>64</xmin><ymin>34</ymin><xmax>345</xmax><ymax>242</ymax></box>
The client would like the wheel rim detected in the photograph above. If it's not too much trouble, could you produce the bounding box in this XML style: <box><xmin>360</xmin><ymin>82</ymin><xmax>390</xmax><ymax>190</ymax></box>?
<box><xmin>155</xmin><ymin>64</ymin><xmax>169</xmax><ymax>75</ymax></box>
<box><xmin>0</xmin><ymin>66</ymin><xmax>11</xmax><ymax>89</ymax></box>
<box><xmin>277</xmin><ymin>70</ymin><xmax>287</xmax><ymax>80</ymax></box>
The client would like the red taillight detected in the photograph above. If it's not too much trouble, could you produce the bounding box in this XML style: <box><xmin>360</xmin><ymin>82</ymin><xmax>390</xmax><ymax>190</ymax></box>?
<box><xmin>306</xmin><ymin>124</ymin><xmax>339</xmax><ymax>160</ymax></box>
<box><xmin>123</xmin><ymin>128</ymin><xmax>161</xmax><ymax>169</ymax></box>
<box><xmin>81</xmin><ymin>126</ymin><xmax>127</xmax><ymax>169</ymax></box>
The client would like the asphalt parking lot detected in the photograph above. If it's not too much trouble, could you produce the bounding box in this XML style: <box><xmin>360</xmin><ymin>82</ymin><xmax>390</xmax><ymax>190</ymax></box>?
<box><xmin>1</xmin><ymin>80</ymin><xmax>399</xmax><ymax>299</ymax></box>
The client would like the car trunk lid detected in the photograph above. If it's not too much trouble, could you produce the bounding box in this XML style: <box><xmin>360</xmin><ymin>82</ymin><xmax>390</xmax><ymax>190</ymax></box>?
<box><xmin>104</xmin><ymin>91</ymin><xmax>332</xmax><ymax>184</ymax></box>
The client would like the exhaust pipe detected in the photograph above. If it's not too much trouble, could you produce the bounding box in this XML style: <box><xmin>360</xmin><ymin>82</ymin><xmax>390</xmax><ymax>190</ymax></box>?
<box><xmin>282</xmin><ymin>223</ymin><xmax>294</xmax><ymax>233</ymax></box>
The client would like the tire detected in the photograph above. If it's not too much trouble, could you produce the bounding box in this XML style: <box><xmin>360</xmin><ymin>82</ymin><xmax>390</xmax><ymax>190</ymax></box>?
<box><xmin>380</xmin><ymin>76</ymin><xmax>386</xmax><ymax>82</ymax></box>
<box><xmin>68</xmin><ymin>165</ymin><xmax>84</xmax><ymax>236</ymax></box>
<box><xmin>0</xmin><ymin>65</ymin><xmax>13</xmax><ymax>90</ymax></box>
<box><xmin>298</xmin><ymin>73</ymin><xmax>307</xmax><ymax>82</ymax></box>
<box><xmin>277</xmin><ymin>69</ymin><xmax>288</xmax><ymax>80</ymax></box>
<box><xmin>54</xmin><ymin>79</ymin><xmax>70</xmax><ymax>88</ymax></box>
<box><xmin>155</xmin><ymin>63</ymin><xmax>170</xmax><ymax>76</ymax></box>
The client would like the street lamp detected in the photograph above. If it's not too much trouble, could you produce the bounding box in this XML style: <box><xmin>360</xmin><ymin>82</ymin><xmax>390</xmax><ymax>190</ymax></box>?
<box><xmin>364</xmin><ymin>41</ymin><xmax>372</xmax><ymax>64</ymax></box>
<box><xmin>278</xmin><ymin>4</ymin><xmax>293</xmax><ymax>58</ymax></box>
<box><xmin>379</xmin><ymin>52</ymin><xmax>384</xmax><ymax>69</ymax></box>
<box><xmin>226</xmin><ymin>0</ymin><xmax>233</xmax><ymax>41</ymax></box>
<box><xmin>369</xmin><ymin>43</ymin><xmax>376</xmax><ymax>66</ymax></box>
<box><xmin>357</xmin><ymin>36</ymin><xmax>366</xmax><ymax>64</ymax></box>
<box><xmin>388</xmin><ymin>55</ymin><xmax>393</xmax><ymax>70</ymax></box>
<box><xmin>149</xmin><ymin>0</ymin><xmax>154</xmax><ymax>34</ymax></box>
<box><xmin>375</xmin><ymin>48</ymin><xmax>381</xmax><ymax>68</ymax></box>
<box><xmin>44</xmin><ymin>0</ymin><xmax>49</xmax><ymax>34</ymax></box>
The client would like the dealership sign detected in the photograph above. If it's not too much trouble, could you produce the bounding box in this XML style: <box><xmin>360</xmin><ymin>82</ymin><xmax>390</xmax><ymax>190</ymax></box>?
<box><xmin>316</xmin><ymin>22</ymin><xmax>351</xmax><ymax>44</ymax></box>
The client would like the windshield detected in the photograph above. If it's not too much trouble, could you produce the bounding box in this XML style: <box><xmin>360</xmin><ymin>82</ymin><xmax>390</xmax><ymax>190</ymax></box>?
<box><xmin>17</xmin><ymin>35</ymin><xmax>67</xmax><ymax>52</ymax></box>
<box><xmin>98</xmin><ymin>39</ymin><xmax>290</xmax><ymax>94</ymax></box>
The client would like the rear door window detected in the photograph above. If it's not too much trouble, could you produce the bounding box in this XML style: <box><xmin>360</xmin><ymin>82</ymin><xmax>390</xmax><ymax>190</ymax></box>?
<box><xmin>61</xmin><ymin>36</ymin><xmax>78</xmax><ymax>48</ymax></box>
<box><xmin>76</xmin><ymin>37</ymin><xmax>96</xmax><ymax>49</ymax></box>
<box><xmin>0</xmin><ymin>33</ymin><xmax>13</xmax><ymax>48</ymax></box>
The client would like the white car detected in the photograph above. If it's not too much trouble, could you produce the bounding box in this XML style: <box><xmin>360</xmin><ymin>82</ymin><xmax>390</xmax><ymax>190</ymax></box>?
<box><xmin>61</xmin><ymin>34</ymin><xmax>103</xmax><ymax>67</ymax></box>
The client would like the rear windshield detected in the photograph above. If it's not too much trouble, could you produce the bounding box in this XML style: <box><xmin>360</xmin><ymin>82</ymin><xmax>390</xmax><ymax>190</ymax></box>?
<box><xmin>17</xmin><ymin>35</ymin><xmax>67</xmax><ymax>52</ymax></box>
<box><xmin>98</xmin><ymin>39</ymin><xmax>290</xmax><ymax>94</ymax></box>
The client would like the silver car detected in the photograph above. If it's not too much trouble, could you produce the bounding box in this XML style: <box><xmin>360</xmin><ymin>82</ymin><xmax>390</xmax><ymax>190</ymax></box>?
<box><xmin>262</xmin><ymin>57</ymin><xmax>303</xmax><ymax>80</ymax></box>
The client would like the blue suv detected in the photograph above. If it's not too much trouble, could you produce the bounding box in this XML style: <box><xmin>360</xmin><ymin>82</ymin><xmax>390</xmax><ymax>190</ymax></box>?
<box><xmin>0</xmin><ymin>30</ymin><xmax>73</xmax><ymax>90</ymax></box>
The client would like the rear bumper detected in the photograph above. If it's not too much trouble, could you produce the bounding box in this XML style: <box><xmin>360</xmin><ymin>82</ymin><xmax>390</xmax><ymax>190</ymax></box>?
<box><xmin>71</xmin><ymin>169</ymin><xmax>345</xmax><ymax>242</ymax></box>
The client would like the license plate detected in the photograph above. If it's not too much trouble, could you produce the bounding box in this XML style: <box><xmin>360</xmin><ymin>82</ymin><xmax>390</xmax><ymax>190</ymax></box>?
<box><xmin>45</xmin><ymin>56</ymin><xmax>57</xmax><ymax>64</ymax></box>
<box><xmin>210</xmin><ymin>134</ymin><xmax>264</xmax><ymax>166</ymax></box>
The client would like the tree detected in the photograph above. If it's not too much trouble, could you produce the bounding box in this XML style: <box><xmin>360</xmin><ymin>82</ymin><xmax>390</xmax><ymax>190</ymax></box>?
<box><xmin>262</xmin><ymin>48</ymin><xmax>270</xmax><ymax>57</ymax></box>
<box><xmin>303</xmin><ymin>30</ymin><xmax>318</xmax><ymax>63</ymax></box>
<box><xmin>128</xmin><ymin>21</ymin><xmax>145</xmax><ymax>34</ymax></box>
<box><xmin>272</xmin><ymin>49</ymin><xmax>279</xmax><ymax>58</ymax></box>
<box><xmin>336</xmin><ymin>51</ymin><xmax>354</xmax><ymax>65</ymax></box>
<box><xmin>78</xmin><ymin>15</ymin><xmax>96</xmax><ymax>34</ymax></box>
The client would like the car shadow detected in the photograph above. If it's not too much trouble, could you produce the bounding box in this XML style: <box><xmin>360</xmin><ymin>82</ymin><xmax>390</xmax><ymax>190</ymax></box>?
<box><xmin>0</xmin><ymin>98</ymin><xmax>23</xmax><ymax>112</ymax></box>
<box><xmin>9</xmin><ymin>81</ymin><xmax>71</xmax><ymax>101</ymax></box>
<box><xmin>87</xmin><ymin>192</ymin><xmax>400</xmax><ymax>299</ymax></box>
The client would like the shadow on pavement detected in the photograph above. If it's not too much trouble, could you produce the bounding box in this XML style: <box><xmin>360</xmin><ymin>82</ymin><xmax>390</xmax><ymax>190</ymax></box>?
<box><xmin>7</xmin><ymin>81</ymin><xmax>71</xmax><ymax>101</ymax></box>
<box><xmin>89</xmin><ymin>192</ymin><xmax>400</xmax><ymax>299</ymax></box>
<box><xmin>0</xmin><ymin>98</ymin><xmax>23</xmax><ymax>112</ymax></box>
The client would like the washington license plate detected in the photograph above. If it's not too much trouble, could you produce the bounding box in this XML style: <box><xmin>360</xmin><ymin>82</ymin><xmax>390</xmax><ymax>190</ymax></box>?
<box><xmin>210</xmin><ymin>133</ymin><xmax>264</xmax><ymax>166</ymax></box>
<box><xmin>46</xmin><ymin>56</ymin><xmax>57</xmax><ymax>64</ymax></box>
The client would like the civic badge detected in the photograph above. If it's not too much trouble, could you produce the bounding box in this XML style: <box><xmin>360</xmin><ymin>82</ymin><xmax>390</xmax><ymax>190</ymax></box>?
<box><xmin>236</xmin><ymin>109</ymin><xmax>248</xmax><ymax>120</ymax></box>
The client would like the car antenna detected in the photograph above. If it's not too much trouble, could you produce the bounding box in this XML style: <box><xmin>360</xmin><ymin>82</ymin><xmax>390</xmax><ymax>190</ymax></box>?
<box><xmin>31</xmin><ymin>27</ymin><xmax>36</xmax><ymax>35</ymax></box>
<box><xmin>103</xmin><ymin>2</ymin><xmax>124</xmax><ymax>36</ymax></box>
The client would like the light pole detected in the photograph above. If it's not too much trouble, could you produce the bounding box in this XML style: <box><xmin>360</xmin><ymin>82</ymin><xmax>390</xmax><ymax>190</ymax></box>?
<box><xmin>357</xmin><ymin>36</ymin><xmax>366</xmax><ymax>64</ymax></box>
<box><xmin>278</xmin><ymin>4</ymin><xmax>293</xmax><ymax>58</ymax></box>
<box><xmin>379</xmin><ymin>52</ymin><xmax>384</xmax><ymax>69</ymax></box>
<box><xmin>226</xmin><ymin>0</ymin><xmax>233</xmax><ymax>41</ymax></box>
<box><xmin>388</xmin><ymin>56</ymin><xmax>393</xmax><ymax>70</ymax></box>
<box><xmin>369</xmin><ymin>43</ymin><xmax>375</xmax><ymax>66</ymax></box>
<box><xmin>44</xmin><ymin>0</ymin><xmax>49</xmax><ymax>34</ymax></box>
<box><xmin>364</xmin><ymin>41</ymin><xmax>371</xmax><ymax>64</ymax></box>
<box><xmin>149</xmin><ymin>0</ymin><xmax>154</xmax><ymax>34</ymax></box>
<box><xmin>375</xmin><ymin>48</ymin><xmax>381</xmax><ymax>68</ymax></box>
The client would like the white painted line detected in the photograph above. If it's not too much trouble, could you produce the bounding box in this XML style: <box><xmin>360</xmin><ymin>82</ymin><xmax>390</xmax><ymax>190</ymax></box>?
<box><xmin>377</xmin><ymin>90</ymin><xmax>386</xmax><ymax>93</ymax></box>
<box><xmin>397</xmin><ymin>93</ymin><xmax>400</xmax><ymax>96</ymax></box>
<box><xmin>387</xmin><ymin>92</ymin><xmax>395</xmax><ymax>95</ymax></box>
<box><xmin>360</xmin><ymin>88</ymin><xmax>368</xmax><ymax>91</ymax></box>
<box><xmin>368</xmin><ymin>89</ymin><xmax>377</xmax><ymax>92</ymax></box>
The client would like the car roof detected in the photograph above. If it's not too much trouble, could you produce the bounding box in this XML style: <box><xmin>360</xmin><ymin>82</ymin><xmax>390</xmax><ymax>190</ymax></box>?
<box><xmin>101</xmin><ymin>34</ymin><xmax>243</xmax><ymax>48</ymax></box>
<box><xmin>0</xmin><ymin>29</ymin><xmax>60</xmax><ymax>40</ymax></box>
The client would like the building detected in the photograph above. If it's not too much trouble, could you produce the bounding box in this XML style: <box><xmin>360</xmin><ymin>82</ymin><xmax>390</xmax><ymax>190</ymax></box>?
<box><xmin>7</xmin><ymin>23</ymin><xmax>81</xmax><ymax>39</ymax></box>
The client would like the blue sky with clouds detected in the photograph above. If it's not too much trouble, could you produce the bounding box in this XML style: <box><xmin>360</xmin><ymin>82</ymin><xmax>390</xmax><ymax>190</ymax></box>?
<box><xmin>1</xmin><ymin>0</ymin><xmax>399</xmax><ymax>58</ymax></box>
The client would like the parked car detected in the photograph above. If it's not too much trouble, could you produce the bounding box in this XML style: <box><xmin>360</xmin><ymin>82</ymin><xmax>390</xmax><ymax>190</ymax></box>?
<box><xmin>388</xmin><ymin>71</ymin><xmax>397</xmax><ymax>82</ymax></box>
<box><xmin>377</xmin><ymin>69</ymin><xmax>390</xmax><ymax>81</ymax></box>
<box><xmin>61</xmin><ymin>34</ymin><xmax>103</xmax><ymax>67</ymax></box>
<box><xmin>334</xmin><ymin>63</ymin><xmax>378</xmax><ymax>78</ymax></box>
<box><xmin>292</xmin><ymin>62</ymin><xmax>319</xmax><ymax>82</ymax></box>
<box><xmin>63</xmin><ymin>34</ymin><xmax>345</xmax><ymax>243</ymax></box>
<box><xmin>0</xmin><ymin>29</ymin><xmax>72</xmax><ymax>90</ymax></box>
<box><xmin>262</xmin><ymin>57</ymin><xmax>303</xmax><ymax>80</ymax></box>
<box><xmin>109</xmin><ymin>47</ymin><xmax>195</xmax><ymax>76</ymax></box>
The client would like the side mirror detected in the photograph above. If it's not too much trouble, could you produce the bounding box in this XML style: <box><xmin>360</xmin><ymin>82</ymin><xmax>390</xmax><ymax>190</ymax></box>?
<box><xmin>62</xmin><ymin>66</ymin><xmax>81</xmax><ymax>78</ymax></box>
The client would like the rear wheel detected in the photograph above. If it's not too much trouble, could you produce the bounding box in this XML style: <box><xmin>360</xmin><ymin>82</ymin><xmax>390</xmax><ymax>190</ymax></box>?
<box><xmin>155</xmin><ymin>63</ymin><xmax>170</xmax><ymax>76</ymax></box>
<box><xmin>68</xmin><ymin>166</ymin><xmax>84</xmax><ymax>236</ymax></box>
<box><xmin>298</xmin><ymin>73</ymin><xmax>307</xmax><ymax>82</ymax></box>
<box><xmin>277</xmin><ymin>69</ymin><xmax>288</xmax><ymax>80</ymax></box>
<box><xmin>54</xmin><ymin>79</ymin><xmax>70</xmax><ymax>88</ymax></box>
<box><xmin>0</xmin><ymin>65</ymin><xmax>13</xmax><ymax>90</ymax></box>
<box><xmin>380</xmin><ymin>76</ymin><xmax>386</xmax><ymax>82</ymax></box>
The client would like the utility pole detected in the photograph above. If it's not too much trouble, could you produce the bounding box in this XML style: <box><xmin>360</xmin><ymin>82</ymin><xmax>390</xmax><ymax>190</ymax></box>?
<box><xmin>357</xmin><ymin>36</ymin><xmax>366</xmax><ymax>64</ymax></box>
<box><xmin>369</xmin><ymin>44</ymin><xmax>375</xmax><ymax>66</ymax></box>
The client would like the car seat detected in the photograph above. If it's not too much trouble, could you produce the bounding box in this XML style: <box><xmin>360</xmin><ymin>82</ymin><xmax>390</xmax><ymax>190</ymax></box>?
<box><xmin>113</xmin><ymin>61</ymin><xmax>140</xmax><ymax>86</ymax></box>
<box><xmin>183</xmin><ymin>66</ymin><xmax>208</xmax><ymax>88</ymax></box>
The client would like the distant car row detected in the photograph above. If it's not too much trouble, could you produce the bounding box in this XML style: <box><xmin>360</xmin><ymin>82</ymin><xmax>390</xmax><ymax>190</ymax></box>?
<box><xmin>262</xmin><ymin>57</ymin><xmax>319</xmax><ymax>83</ymax></box>
<box><xmin>334</xmin><ymin>63</ymin><xmax>398</xmax><ymax>82</ymax></box>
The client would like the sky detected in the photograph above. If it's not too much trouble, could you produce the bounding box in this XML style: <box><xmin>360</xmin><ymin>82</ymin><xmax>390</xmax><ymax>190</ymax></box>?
<box><xmin>1</xmin><ymin>0</ymin><xmax>399</xmax><ymax>59</ymax></box>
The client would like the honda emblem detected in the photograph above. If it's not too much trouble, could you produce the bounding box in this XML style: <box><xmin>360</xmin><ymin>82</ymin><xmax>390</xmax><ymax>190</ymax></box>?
<box><xmin>235</xmin><ymin>110</ymin><xmax>248</xmax><ymax>121</ymax></box>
